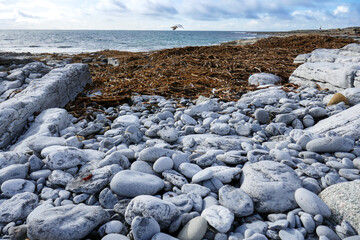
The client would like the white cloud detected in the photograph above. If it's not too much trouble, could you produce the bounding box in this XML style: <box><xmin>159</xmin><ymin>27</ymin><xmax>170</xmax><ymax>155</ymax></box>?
<box><xmin>333</xmin><ymin>5</ymin><xmax>349</xmax><ymax>15</ymax></box>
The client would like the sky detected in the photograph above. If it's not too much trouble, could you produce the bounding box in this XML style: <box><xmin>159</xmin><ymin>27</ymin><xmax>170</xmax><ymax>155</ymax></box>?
<box><xmin>0</xmin><ymin>0</ymin><xmax>359</xmax><ymax>31</ymax></box>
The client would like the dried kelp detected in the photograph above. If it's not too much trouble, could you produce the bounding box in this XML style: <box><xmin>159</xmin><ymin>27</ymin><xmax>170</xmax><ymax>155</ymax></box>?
<box><xmin>66</xmin><ymin>35</ymin><xmax>356</xmax><ymax>117</ymax></box>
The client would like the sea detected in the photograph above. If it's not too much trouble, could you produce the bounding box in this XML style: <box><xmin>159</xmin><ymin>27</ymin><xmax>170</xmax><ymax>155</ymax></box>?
<box><xmin>0</xmin><ymin>30</ymin><xmax>267</xmax><ymax>54</ymax></box>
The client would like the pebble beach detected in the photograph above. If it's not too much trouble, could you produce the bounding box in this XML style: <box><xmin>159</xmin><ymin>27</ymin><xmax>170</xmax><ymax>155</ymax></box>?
<box><xmin>1</xmin><ymin>32</ymin><xmax>360</xmax><ymax>240</ymax></box>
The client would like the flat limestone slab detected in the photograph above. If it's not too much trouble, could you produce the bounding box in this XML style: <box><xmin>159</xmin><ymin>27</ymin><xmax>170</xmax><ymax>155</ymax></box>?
<box><xmin>0</xmin><ymin>64</ymin><xmax>91</xmax><ymax>149</ymax></box>
<box><xmin>289</xmin><ymin>43</ymin><xmax>360</xmax><ymax>91</ymax></box>
<box><xmin>307</xmin><ymin>103</ymin><xmax>360</xmax><ymax>139</ymax></box>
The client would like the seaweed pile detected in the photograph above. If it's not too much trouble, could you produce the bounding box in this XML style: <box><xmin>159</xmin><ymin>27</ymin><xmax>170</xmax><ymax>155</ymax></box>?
<box><xmin>66</xmin><ymin>35</ymin><xmax>356</xmax><ymax>117</ymax></box>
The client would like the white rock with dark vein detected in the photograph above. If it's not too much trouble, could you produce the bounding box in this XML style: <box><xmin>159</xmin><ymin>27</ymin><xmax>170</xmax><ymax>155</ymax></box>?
<box><xmin>125</xmin><ymin>195</ymin><xmax>181</xmax><ymax>230</ymax></box>
<box><xmin>240</xmin><ymin>161</ymin><xmax>302</xmax><ymax>213</ymax></box>
<box><xmin>27</xmin><ymin>204</ymin><xmax>110</xmax><ymax>240</ymax></box>
<box><xmin>110</xmin><ymin>170</ymin><xmax>164</xmax><ymax>197</ymax></box>
<box><xmin>201</xmin><ymin>205</ymin><xmax>234</xmax><ymax>233</ymax></box>
<box><xmin>0</xmin><ymin>192</ymin><xmax>38</xmax><ymax>223</ymax></box>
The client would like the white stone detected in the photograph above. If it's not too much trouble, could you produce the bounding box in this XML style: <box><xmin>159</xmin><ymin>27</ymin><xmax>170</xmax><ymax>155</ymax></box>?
<box><xmin>0</xmin><ymin>164</ymin><xmax>27</xmax><ymax>185</ymax></box>
<box><xmin>0</xmin><ymin>192</ymin><xmax>38</xmax><ymax>223</ymax></box>
<box><xmin>27</xmin><ymin>204</ymin><xmax>110</xmax><ymax>240</ymax></box>
<box><xmin>153</xmin><ymin>157</ymin><xmax>174</xmax><ymax>173</ymax></box>
<box><xmin>201</xmin><ymin>205</ymin><xmax>234</xmax><ymax>233</ymax></box>
<box><xmin>219</xmin><ymin>185</ymin><xmax>254</xmax><ymax>217</ymax></box>
<box><xmin>1</xmin><ymin>179</ymin><xmax>35</xmax><ymax>197</ymax></box>
<box><xmin>248</xmin><ymin>73</ymin><xmax>280</xmax><ymax>86</ymax></box>
<box><xmin>295</xmin><ymin>188</ymin><xmax>331</xmax><ymax>217</ymax></box>
<box><xmin>111</xmin><ymin>114</ymin><xmax>140</xmax><ymax>128</ymax></box>
<box><xmin>125</xmin><ymin>195</ymin><xmax>181</xmax><ymax>230</ymax></box>
<box><xmin>240</xmin><ymin>161</ymin><xmax>302</xmax><ymax>213</ymax></box>
<box><xmin>110</xmin><ymin>170</ymin><xmax>164</xmax><ymax>197</ymax></box>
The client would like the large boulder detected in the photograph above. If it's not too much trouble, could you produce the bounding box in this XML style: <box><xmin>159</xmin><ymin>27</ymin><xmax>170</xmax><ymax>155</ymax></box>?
<box><xmin>289</xmin><ymin>43</ymin><xmax>360</xmax><ymax>91</ymax></box>
<box><xmin>307</xmin><ymin>103</ymin><xmax>360</xmax><ymax>139</ymax></box>
<box><xmin>240</xmin><ymin>161</ymin><xmax>302</xmax><ymax>213</ymax></box>
<box><xmin>319</xmin><ymin>181</ymin><xmax>360</xmax><ymax>233</ymax></box>
<box><xmin>27</xmin><ymin>204</ymin><xmax>110</xmax><ymax>240</ymax></box>
<box><xmin>0</xmin><ymin>63</ymin><xmax>91</xmax><ymax>149</ymax></box>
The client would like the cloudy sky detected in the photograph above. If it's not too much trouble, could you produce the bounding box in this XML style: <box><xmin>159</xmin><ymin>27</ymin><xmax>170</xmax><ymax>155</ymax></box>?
<box><xmin>0</xmin><ymin>0</ymin><xmax>359</xmax><ymax>31</ymax></box>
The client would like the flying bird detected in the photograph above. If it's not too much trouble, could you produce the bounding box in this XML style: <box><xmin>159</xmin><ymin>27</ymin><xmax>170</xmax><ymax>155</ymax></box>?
<box><xmin>171</xmin><ymin>24</ymin><xmax>184</xmax><ymax>31</ymax></box>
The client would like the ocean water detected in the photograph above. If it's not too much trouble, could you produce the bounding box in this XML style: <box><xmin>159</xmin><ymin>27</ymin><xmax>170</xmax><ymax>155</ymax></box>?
<box><xmin>0</xmin><ymin>30</ymin><xmax>267</xmax><ymax>54</ymax></box>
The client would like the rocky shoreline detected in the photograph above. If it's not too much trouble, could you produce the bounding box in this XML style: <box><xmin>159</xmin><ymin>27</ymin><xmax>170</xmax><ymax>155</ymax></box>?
<box><xmin>1</xmin><ymin>35</ymin><xmax>360</xmax><ymax>240</ymax></box>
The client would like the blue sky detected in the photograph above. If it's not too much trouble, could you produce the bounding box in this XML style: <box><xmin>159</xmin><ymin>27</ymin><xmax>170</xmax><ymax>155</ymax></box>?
<box><xmin>0</xmin><ymin>0</ymin><xmax>359</xmax><ymax>31</ymax></box>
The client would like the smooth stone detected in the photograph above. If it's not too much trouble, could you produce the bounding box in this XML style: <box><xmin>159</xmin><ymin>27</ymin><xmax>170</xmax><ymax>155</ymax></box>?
<box><xmin>302</xmin><ymin>114</ymin><xmax>315</xmax><ymax>127</ymax></box>
<box><xmin>131</xmin><ymin>161</ymin><xmax>156</xmax><ymax>175</ymax></box>
<box><xmin>192</xmin><ymin>168</ymin><xmax>213</xmax><ymax>183</ymax></box>
<box><xmin>151</xmin><ymin>232</ymin><xmax>179</xmax><ymax>240</ymax></box>
<box><xmin>279</xmin><ymin>229</ymin><xmax>304</xmax><ymax>240</ymax></box>
<box><xmin>0</xmin><ymin>164</ymin><xmax>27</xmax><ymax>184</ymax></box>
<box><xmin>131</xmin><ymin>216</ymin><xmax>160</xmax><ymax>240</ymax></box>
<box><xmin>99</xmin><ymin>188</ymin><xmax>119</xmax><ymax>209</ymax></box>
<box><xmin>275</xmin><ymin>113</ymin><xmax>297</xmax><ymax>125</ymax></box>
<box><xmin>29</xmin><ymin>169</ymin><xmax>52</xmax><ymax>180</ymax></box>
<box><xmin>319</xmin><ymin>181</ymin><xmax>360</xmax><ymax>232</ymax></box>
<box><xmin>0</xmin><ymin>192</ymin><xmax>38</xmax><ymax>223</ymax></box>
<box><xmin>309</xmin><ymin>107</ymin><xmax>327</xmax><ymax>118</ymax></box>
<box><xmin>1</xmin><ymin>179</ymin><xmax>35</xmax><ymax>197</ymax></box>
<box><xmin>138</xmin><ymin>147</ymin><xmax>173</xmax><ymax>162</ymax></box>
<box><xmin>181</xmin><ymin>114</ymin><xmax>197</xmax><ymax>125</ymax></box>
<box><xmin>110</xmin><ymin>170</ymin><xmax>164</xmax><ymax>197</ymax></box>
<box><xmin>0</xmin><ymin>152</ymin><xmax>28</xmax><ymax>169</ymax></box>
<box><xmin>342</xmin><ymin>88</ymin><xmax>360</xmax><ymax>106</ymax></box>
<box><xmin>28</xmin><ymin>136</ymin><xmax>66</xmax><ymax>153</ymax></box>
<box><xmin>44</xmin><ymin>147</ymin><xmax>87</xmax><ymax>170</ymax></box>
<box><xmin>27</xmin><ymin>204</ymin><xmax>110</xmax><ymax>240</ymax></box>
<box><xmin>219</xmin><ymin>185</ymin><xmax>254</xmax><ymax>217</ymax></box>
<box><xmin>210</xmin><ymin>123</ymin><xmax>230</xmax><ymax>135</ymax></box>
<box><xmin>248</xmin><ymin>73</ymin><xmax>280</xmax><ymax>86</ymax></box>
<box><xmin>316</xmin><ymin>226</ymin><xmax>341</xmax><ymax>240</ymax></box>
<box><xmin>153</xmin><ymin>157</ymin><xmax>174</xmax><ymax>173</ymax></box>
<box><xmin>181</xmin><ymin>184</ymin><xmax>211</xmax><ymax>197</ymax></box>
<box><xmin>157</xmin><ymin>128</ymin><xmax>179</xmax><ymax>143</ymax></box>
<box><xmin>177</xmin><ymin>216</ymin><xmax>207</xmax><ymax>240</ymax></box>
<box><xmin>306</xmin><ymin>137</ymin><xmax>354</xmax><ymax>153</ymax></box>
<box><xmin>201</xmin><ymin>205</ymin><xmax>234</xmax><ymax>233</ymax></box>
<box><xmin>240</xmin><ymin>161</ymin><xmax>302</xmax><ymax>213</ymax></box>
<box><xmin>300</xmin><ymin>212</ymin><xmax>316</xmax><ymax>233</ymax></box>
<box><xmin>179</xmin><ymin>163</ymin><xmax>202</xmax><ymax>178</ymax></box>
<box><xmin>236</xmin><ymin>125</ymin><xmax>252</xmax><ymax>136</ymax></box>
<box><xmin>125</xmin><ymin>195</ymin><xmax>181</xmax><ymax>230</ymax></box>
<box><xmin>112</xmin><ymin>115</ymin><xmax>140</xmax><ymax>128</ymax></box>
<box><xmin>102</xmin><ymin>234</ymin><xmax>129</xmax><ymax>240</ymax></box>
<box><xmin>295</xmin><ymin>188</ymin><xmax>331</xmax><ymax>217</ymax></box>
